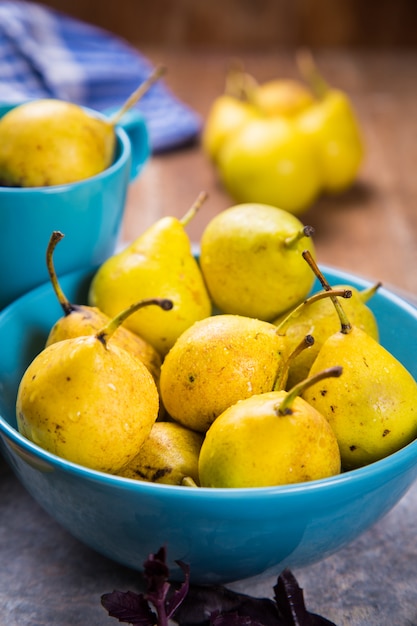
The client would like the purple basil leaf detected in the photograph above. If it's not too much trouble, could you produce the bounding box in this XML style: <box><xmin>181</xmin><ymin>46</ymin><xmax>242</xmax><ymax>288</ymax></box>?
<box><xmin>101</xmin><ymin>589</ymin><xmax>157</xmax><ymax>626</ymax></box>
<box><xmin>274</xmin><ymin>570</ymin><xmax>337</xmax><ymax>626</ymax></box>
<box><xmin>144</xmin><ymin>546</ymin><xmax>170</xmax><ymax>589</ymax></box>
<box><xmin>274</xmin><ymin>569</ymin><xmax>313</xmax><ymax>625</ymax></box>
<box><xmin>172</xmin><ymin>583</ymin><xmax>284</xmax><ymax>626</ymax></box>
<box><xmin>144</xmin><ymin>546</ymin><xmax>171</xmax><ymax>608</ymax></box>
<box><xmin>165</xmin><ymin>560</ymin><xmax>191</xmax><ymax>618</ymax></box>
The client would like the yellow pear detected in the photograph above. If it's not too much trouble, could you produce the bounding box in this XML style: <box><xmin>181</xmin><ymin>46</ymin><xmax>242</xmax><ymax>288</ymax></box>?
<box><xmin>202</xmin><ymin>61</ymin><xmax>259</xmax><ymax>164</ymax></box>
<box><xmin>88</xmin><ymin>193</ymin><xmax>212</xmax><ymax>356</ymax></box>
<box><xmin>252</xmin><ymin>78</ymin><xmax>314</xmax><ymax>117</ymax></box>
<box><xmin>0</xmin><ymin>66</ymin><xmax>164</xmax><ymax>187</ymax></box>
<box><xmin>118</xmin><ymin>421</ymin><xmax>203</xmax><ymax>486</ymax></box>
<box><xmin>216</xmin><ymin>115</ymin><xmax>322</xmax><ymax>216</ymax></box>
<box><xmin>16</xmin><ymin>297</ymin><xmax>172</xmax><ymax>473</ymax></box>
<box><xmin>296</xmin><ymin>50</ymin><xmax>364</xmax><ymax>194</ymax></box>
<box><xmin>301</xmin><ymin>252</ymin><xmax>417</xmax><ymax>470</ymax></box>
<box><xmin>203</xmin><ymin>94</ymin><xmax>259</xmax><ymax>164</ymax></box>
<box><xmin>0</xmin><ymin>99</ymin><xmax>115</xmax><ymax>186</ymax></box>
<box><xmin>274</xmin><ymin>280</ymin><xmax>381</xmax><ymax>389</ymax></box>
<box><xmin>303</xmin><ymin>326</ymin><xmax>417</xmax><ymax>470</ymax></box>
<box><xmin>199</xmin><ymin>203</ymin><xmax>317</xmax><ymax>321</ymax></box>
<box><xmin>159</xmin><ymin>314</ymin><xmax>290</xmax><ymax>433</ymax></box>
<box><xmin>45</xmin><ymin>231</ymin><xmax>162</xmax><ymax>386</ymax></box>
<box><xmin>199</xmin><ymin>367</ymin><xmax>342</xmax><ymax>488</ymax></box>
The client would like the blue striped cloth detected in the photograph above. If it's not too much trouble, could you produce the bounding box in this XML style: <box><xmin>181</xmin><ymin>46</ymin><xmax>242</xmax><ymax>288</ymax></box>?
<box><xmin>0</xmin><ymin>1</ymin><xmax>202</xmax><ymax>152</ymax></box>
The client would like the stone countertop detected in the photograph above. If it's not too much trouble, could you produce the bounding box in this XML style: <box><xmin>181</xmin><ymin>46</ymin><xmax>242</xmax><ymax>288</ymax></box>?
<box><xmin>1</xmin><ymin>452</ymin><xmax>417</xmax><ymax>626</ymax></box>
<box><xmin>2</xmin><ymin>48</ymin><xmax>417</xmax><ymax>625</ymax></box>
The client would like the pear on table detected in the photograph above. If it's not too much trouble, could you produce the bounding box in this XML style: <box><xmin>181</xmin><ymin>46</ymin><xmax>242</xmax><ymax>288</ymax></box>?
<box><xmin>202</xmin><ymin>61</ymin><xmax>259</xmax><ymax>164</ymax></box>
<box><xmin>216</xmin><ymin>115</ymin><xmax>322</xmax><ymax>216</ymax></box>
<box><xmin>0</xmin><ymin>66</ymin><xmax>165</xmax><ymax>187</ymax></box>
<box><xmin>88</xmin><ymin>191</ymin><xmax>212</xmax><ymax>356</ymax></box>
<box><xmin>295</xmin><ymin>49</ymin><xmax>364</xmax><ymax>194</ymax></box>
<box><xmin>301</xmin><ymin>251</ymin><xmax>417</xmax><ymax>469</ymax></box>
<box><xmin>16</xmin><ymin>296</ymin><xmax>173</xmax><ymax>473</ymax></box>
<box><xmin>250</xmin><ymin>75</ymin><xmax>314</xmax><ymax>118</ymax></box>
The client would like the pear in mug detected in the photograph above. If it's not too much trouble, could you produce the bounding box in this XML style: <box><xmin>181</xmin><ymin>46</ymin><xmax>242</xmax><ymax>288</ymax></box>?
<box><xmin>0</xmin><ymin>66</ymin><xmax>164</xmax><ymax>187</ymax></box>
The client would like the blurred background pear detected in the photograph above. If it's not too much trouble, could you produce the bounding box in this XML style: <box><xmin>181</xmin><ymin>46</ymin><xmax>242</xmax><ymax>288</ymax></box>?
<box><xmin>252</xmin><ymin>78</ymin><xmax>314</xmax><ymax>117</ymax></box>
<box><xmin>216</xmin><ymin>115</ymin><xmax>322</xmax><ymax>215</ymax></box>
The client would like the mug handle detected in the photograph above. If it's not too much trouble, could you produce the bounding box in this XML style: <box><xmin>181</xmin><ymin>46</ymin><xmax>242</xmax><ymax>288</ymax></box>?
<box><xmin>105</xmin><ymin>108</ymin><xmax>151</xmax><ymax>181</ymax></box>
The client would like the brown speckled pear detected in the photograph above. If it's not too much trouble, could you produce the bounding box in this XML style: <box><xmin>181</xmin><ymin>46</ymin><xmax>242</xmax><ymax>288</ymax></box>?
<box><xmin>16</xmin><ymin>297</ymin><xmax>172</xmax><ymax>473</ymax></box>
<box><xmin>199</xmin><ymin>367</ymin><xmax>342</xmax><ymax>488</ymax></box>
<box><xmin>301</xmin><ymin>251</ymin><xmax>417</xmax><ymax>469</ymax></box>
<box><xmin>159</xmin><ymin>313</ymin><xmax>290</xmax><ymax>433</ymax></box>
<box><xmin>200</xmin><ymin>203</ymin><xmax>317</xmax><ymax>321</ymax></box>
<box><xmin>118</xmin><ymin>421</ymin><xmax>203</xmax><ymax>486</ymax></box>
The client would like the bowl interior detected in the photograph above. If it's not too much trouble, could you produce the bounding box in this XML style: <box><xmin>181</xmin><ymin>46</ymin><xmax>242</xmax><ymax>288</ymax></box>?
<box><xmin>2</xmin><ymin>265</ymin><xmax>417</xmax><ymax>423</ymax></box>
<box><xmin>1</xmin><ymin>265</ymin><xmax>417</xmax><ymax>583</ymax></box>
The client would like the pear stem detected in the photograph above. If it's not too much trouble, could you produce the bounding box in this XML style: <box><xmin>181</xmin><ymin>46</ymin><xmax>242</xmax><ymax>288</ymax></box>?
<box><xmin>296</xmin><ymin>48</ymin><xmax>329</xmax><ymax>100</ymax></box>
<box><xmin>273</xmin><ymin>334</ymin><xmax>314</xmax><ymax>391</ymax></box>
<box><xmin>96</xmin><ymin>298</ymin><xmax>173</xmax><ymax>346</ymax></box>
<box><xmin>302</xmin><ymin>250</ymin><xmax>352</xmax><ymax>334</ymax></box>
<box><xmin>284</xmin><ymin>225</ymin><xmax>315</xmax><ymax>248</ymax></box>
<box><xmin>224</xmin><ymin>58</ymin><xmax>258</xmax><ymax>100</ymax></box>
<box><xmin>180</xmin><ymin>191</ymin><xmax>208</xmax><ymax>227</ymax></box>
<box><xmin>275</xmin><ymin>287</ymin><xmax>352</xmax><ymax>334</ymax></box>
<box><xmin>108</xmin><ymin>65</ymin><xmax>167</xmax><ymax>127</ymax></box>
<box><xmin>46</xmin><ymin>230</ymin><xmax>74</xmax><ymax>316</ymax></box>
<box><xmin>276</xmin><ymin>366</ymin><xmax>343</xmax><ymax>416</ymax></box>
<box><xmin>360</xmin><ymin>281</ymin><xmax>382</xmax><ymax>303</ymax></box>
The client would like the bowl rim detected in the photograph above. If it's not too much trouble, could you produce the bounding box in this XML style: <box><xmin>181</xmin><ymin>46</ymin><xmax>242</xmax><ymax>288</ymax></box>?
<box><xmin>2</xmin><ymin>412</ymin><xmax>417</xmax><ymax>499</ymax></box>
<box><xmin>1</xmin><ymin>263</ymin><xmax>417</xmax><ymax>499</ymax></box>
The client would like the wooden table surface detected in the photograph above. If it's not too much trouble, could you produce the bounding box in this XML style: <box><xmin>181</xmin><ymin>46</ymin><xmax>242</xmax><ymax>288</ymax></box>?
<box><xmin>2</xmin><ymin>48</ymin><xmax>417</xmax><ymax>626</ymax></box>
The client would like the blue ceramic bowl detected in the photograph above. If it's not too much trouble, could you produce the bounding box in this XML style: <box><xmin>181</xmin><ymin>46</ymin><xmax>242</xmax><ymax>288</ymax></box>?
<box><xmin>1</xmin><ymin>266</ymin><xmax>417</xmax><ymax>584</ymax></box>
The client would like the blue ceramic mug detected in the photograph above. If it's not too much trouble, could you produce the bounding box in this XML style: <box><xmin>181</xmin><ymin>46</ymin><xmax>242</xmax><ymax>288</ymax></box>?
<box><xmin>0</xmin><ymin>102</ymin><xmax>150</xmax><ymax>310</ymax></box>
